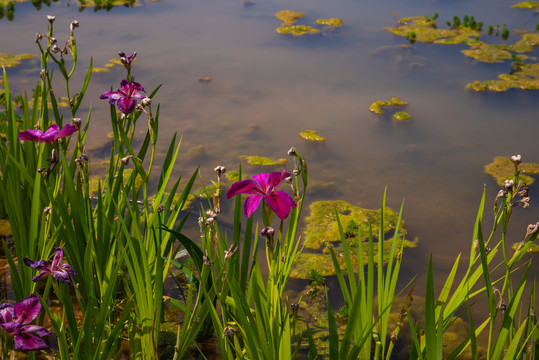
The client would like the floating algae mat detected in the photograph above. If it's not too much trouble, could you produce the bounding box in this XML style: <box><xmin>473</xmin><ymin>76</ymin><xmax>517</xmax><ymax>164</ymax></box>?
<box><xmin>385</xmin><ymin>14</ymin><xmax>539</xmax><ymax>91</ymax></box>
<box><xmin>484</xmin><ymin>156</ymin><xmax>539</xmax><ymax>186</ymax></box>
<box><xmin>275</xmin><ymin>10</ymin><xmax>342</xmax><ymax>36</ymax></box>
<box><xmin>393</xmin><ymin>111</ymin><xmax>411</xmax><ymax>121</ymax></box>
<box><xmin>240</xmin><ymin>155</ymin><xmax>287</xmax><ymax>166</ymax></box>
<box><xmin>77</xmin><ymin>0</ymin><xmax>139</xmax><ymax>7</ymax></box>
<box><xmin>291</xmin><ymin>200</ymin><xmax>416</xmax><ymax>279</ymax></box>
<box><xmin>369</xmin><ymin>97</ymin><xmax>408</xmax><ymax>114</ymax></box>
<box><xmin>299</xmin><ymin>130</ymin><xmax>325</xmax><ymax>142</ymax></box>
<box><xmin>0</xmin><ymin>53</ymin><xmax>32</xmax><ymax>68</ymax></box>
<box><xmin>511</xmin><ymin>1</ymin><xmax>539</xmax><ymax>11</ymax></box>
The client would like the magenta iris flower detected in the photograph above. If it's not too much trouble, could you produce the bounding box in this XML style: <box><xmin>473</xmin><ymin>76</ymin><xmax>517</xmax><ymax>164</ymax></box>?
<box><xmin>18</xmin><ymin>124</ymin><xmax>78</xmax><ymax>145</ymax></box>
<box><xmin>0</xmin><ymin>294</ymin><xmax>51</xmax><ymax>351</ymax></box>
<box><xmin>226</xmin><ymin>169</ymin><xmax>297</xmax><ymax>220</ymax></box>
<box><xmin>100</xmin><ymin>79</ymin><xmax>145</xmax><ymax>114</ymax></box>
<box><xmin>24</xmin><ymin>247</ymin><xmax>78</xmax><ymax>284</ymax></box>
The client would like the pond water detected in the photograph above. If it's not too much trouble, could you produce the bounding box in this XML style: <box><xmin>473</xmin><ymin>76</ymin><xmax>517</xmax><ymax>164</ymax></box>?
<box><xmin>1</xmin><ymin>0</ymin><xmax>539</xmax><ymax>351</ymax></box>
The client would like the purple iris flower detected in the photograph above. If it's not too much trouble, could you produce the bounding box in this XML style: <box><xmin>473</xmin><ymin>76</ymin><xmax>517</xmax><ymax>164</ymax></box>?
<box><xmin>23</xmin><ymin>247</ymin><xmax>78</xmax><ymax>284</ymax></box>
<box><xmin>100</xmin><ymin>79</ymin><xmax>145</xmax><ymax>114</ymax></box>
<box><xmin>226</xmin><ymin>169</ymin><xmax>297</xmax><ymax>220</ymax></box>
<box><xmin>18</xmin><ymin>124</ymin><xmax>78</xmax><ymax>145</ymax></box>
<box><xmin>0</xmin><ymin>294</ymin><xmax>51</xmax><ymax>351</ymax></box>
<box><xmin>118</xmin><ymin>51</ymin><xmax>136</xmax><ymax>68</ymax></box>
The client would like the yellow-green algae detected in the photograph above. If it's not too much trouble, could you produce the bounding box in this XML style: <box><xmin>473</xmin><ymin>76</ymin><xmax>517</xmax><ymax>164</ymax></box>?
<box><xmin>240</xmin><ymin>155</ymin><xmax>287</xmax><ymax>166</ymax></box>
<box><xmin>512</xmin><ymin>242</ymin><xmax>539</xmax><ymax>253</ymax></box>
<box><xmin>275</xmin><ymin>10</ymin><xmax>305</xmax><ymax>26</ymax></box>
<box><xmin>299</xmin><ymin>130</ymin><xmax>325</xmax><ymax>142</ymax></box>
<box><xmin>276</xmin><ymin>25</ymin><xmax>320</xmax><ymax>36</ymax></box>
<box><xmin>315</xmin><ymin>18</ymin><xmax>343</xmax><ymax>27</ymax></box>
<box><xmin>484</xmin><ymin>156</ymin><xmax>539</xmax><ymax>186</ymax></box>
<box><xmin>0</xmin><ymin>53</ymin><xmax>32</xmax><ymax>68</ymax></box>
<box><xmin>92</xmin><ymin>67</ymin><xmax>110</xmax><ymax>73</ymax></box>
<box><xmin>369</xmin><ymin>97</ymin><xmax>408</xmax><ymax>114</ymax></box>
<box><xmin>225</xmin><ymin>170</ymin><xmax>240</xmax><ymax>182</ymax></box>
<box><xmin>291</xmin><ymin>200</ymin><xmax>416</xmax><ymax>279</ymax></box>
<box><xmin>77</xmin><ymin>0</ymin><xmax>139</xmax><ymax>8</ymax></box>
<box><xmin>393</xmin><ymin>111</ymin><xmax>411</xmax><ymax>121</ymax></box>
<box><xmin>193</xmin><ymin>185</ymin><xmax>217</xmax><ymax>199</ymax></box>
<box><xmin>0</xmin><ymin>0</ymin><xmax>28</xmax><ymax>5</ymax></box>
<box><xmin>0</xmin><ymin>219</ymin><xmax>12</xmax><ymax>237</ymax></box>
<box><xmin>511</xmin><ymin>1</ymin><xmax>539</xmax><ymax>11</ymax></box>
<box><xmin>466</xmin><ymin>63</ymin><xmax>539</xmax><ymax>91</ymax></box>
<box><xmin>385</xmin><ymin>16</ymin><xmax>479</xmax><ymax>44</ymax></box>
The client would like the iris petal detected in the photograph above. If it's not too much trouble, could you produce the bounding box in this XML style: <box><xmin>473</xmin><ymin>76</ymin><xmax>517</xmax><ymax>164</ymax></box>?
<box><xmin>226</xmin><ymin>179</ymin><xmax>263</xmax><ymax>198</ymax></box>
<box><xmin>244</xmin><ymin>195</ymin><xmax>264</xmax><ymax>218</ymax></box>
<box><xmin>265</xmin><ymin>191</ymin><xmax>297</xmax><ymax>220</ymax></box>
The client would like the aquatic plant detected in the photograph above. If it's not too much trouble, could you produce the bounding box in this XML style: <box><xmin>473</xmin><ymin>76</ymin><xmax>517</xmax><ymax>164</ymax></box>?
<box><xmin>23</xmin><ymin>247</ymin><xmax>78</xmax><ymax>284</ymax></box>
<box><xmin>369</xmin><ymin>97</ymin><xmax>408</xmax><ymax>114</ymax></box>
<box><xmin>100</xmin><ymin>79</ymin><xmax>146</xmax><ymax>114</ymax></box>
<box><xmin>299</xmin><ymin>129</ymin><xmax>325</xmax><ymax>141</ymax></box>
<box><xmin>0</xmin><ymin>52</ymin><xmax>32</xmax><ymax>67</ymax></box>
<box><xmin>18</xmin><ymin>124</ymin><xmax>78</xmax><ymax>145</ymax></box>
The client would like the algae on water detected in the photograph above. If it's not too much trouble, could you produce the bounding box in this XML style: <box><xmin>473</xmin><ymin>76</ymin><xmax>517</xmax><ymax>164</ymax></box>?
<box><xmin>0</xmin><ymin>53</ymin><xmax>32</xmax><ymax>68</ymax></box>
<box><xmin>275</xmin><ymin>10</ymin><xmax>305</xmax><ymax>26</ymax></box>
<box><xmin>484</xmin><ymin>156</ymin><xmax>539</xmax><ymax>186</ymax></box>
<box><xmin>291</xmin><ymin>200</ymin><xmax>416</xmax><ymax>279</ymax></box>
<box><xmin>300</xmin><ymin>130</ymin><xmax>325</xmax><ymax>142</ymax></box>
<box><xmin>240</xmin><ymin>155</ymin><xmax>287</xmax><ymax>166</ymax></box>
<box><xmin>393</xmin><ymin>111</ymin><xmax>411</xmax><ymax>121</ymax></box>
<box><xmin>369</xmin><ymin>97</ymin><xmax>408</xmax><ymax>114</ymax></box>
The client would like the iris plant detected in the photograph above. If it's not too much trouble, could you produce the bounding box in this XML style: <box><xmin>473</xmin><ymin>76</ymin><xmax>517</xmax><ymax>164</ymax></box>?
<box><xmin>100</xmin><ymin>79</ymin><xmax>145</xmax><ymax>114</ymax></box>
<box><xmin>226</xmin><ymin>169</ymin><xmax>297</xmax><ymax>221</ymax></box>
<box><xmin>0</xmin><ymin>294</ymin><xmax>51</xmax><ymax>351</ymax></box>
<box><xmin>118</xmin><ymin>51</ymin><xmax>136</xmax><ymax>69</ymax></box>
<box><xmin>18</xmin><ymin>124</ymin><xmax>78</xmax><ymax>145</ymax></box>
<box><xmin>24</xmin><ymin>247</ymin><xmax>78</xmax><ymax>284</ymax></box>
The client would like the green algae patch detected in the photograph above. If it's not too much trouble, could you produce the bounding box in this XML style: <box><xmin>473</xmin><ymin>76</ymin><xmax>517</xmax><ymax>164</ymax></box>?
<box><xmin>291</xmin><ymin>200</ymin><xmax>416</xmax><ymax>279</ymax></box>
<box><xmin>193</xmin><ymin>185</ymin><xmax>217</xmax><ymax>199</ymax></box>
<box><xmin>225</xmin><ymin>170</ymin><xmax>239</xmax><ymax>182</ymax></box>
<box><xmin>300</xmin><ymin>130</ymin><xmax>325</xmax><ymax>142</ymax></box>
<box><xmin>393</xmin><ymin>111</ymin><xmax>411</xmax><ymax>121</ymax></box>
<box><xmin>240</xmin><ymin>155</ymin><xmax>287</xmax><ymax>166</ymax></box>
<box><xmin>315</xmin><ymin>18</ymin><xmax>343</xmax><ymax>27</ymax></box>
<box><xmin>276</xmin><ymin>25</ymin><xmax>320</xmax><ymax>36</ymax></box>
<box><xmin>512</xmin><ymin>242</ymin><xmax>539</xmax><ymax>253</ymax></box>
<box><xmin>275</xmin><ymin>10</ymin><xmax>305</xmax><ymax>26</ymax></box>
<box><xmin>0</xmin><ymin>219</ymin><xmax>12</xmax><ymax>237</ymax></box>
<box><xmin>461</xmin><ymin>45</ymin><xmax>515</xmax><ymax>63</ymax></box>
<box><xmin>511</xmin><ymin>1</ymin><xmax>539</xmax><ymax>11</ymax></box>
<box><xmin>92</xmin><ymin>67</ymin><xmax>110</xmax><ymax>73</ymax></box>
<box><xmin>385</xmin><ymin>16</ymin><xmax>468</xmax><ymax>43</ymax></box>
<box><xmin>369</xmin><ymin>97</ymin><xmax>408</xmax><ymax>114</ymax></box>
<box><xmin>466</xmin><ymin>63</ymin><xmax>539</xmax><ymax>91</ymax></box>
<box><xmin>0</xmin><ymin>53</ymin><xmax>32</xmax><ymax>68</ymax></box>
<box><xmin>484</xmin><ymin>156</ymin><xmax>539</xmax><ymax>186</ymax></box>
<box><xmin>77</xmin><ymin>0</ymin><xmax>138</xmax><ymax>8</ymax></box>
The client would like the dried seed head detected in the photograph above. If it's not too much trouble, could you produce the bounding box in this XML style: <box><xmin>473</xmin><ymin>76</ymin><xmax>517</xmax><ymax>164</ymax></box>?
<box><xmin>135</xmin><ymin>104</ymin><xmax>144</xmax><ymax>112</ymax></box>
<box><xmin>51</xmin><ymin>45</ymin><xmax>61</xmax><ymax>54</ymax></box>
<box><xmin>222</xmin><ymin>326</ymin><xmax>235</xmax><ymax>338</ymax></box>
<box><xmin>43</xmin><ymin>206</ymin><xmax>52</xmax><ymax>216</ymax></box>
<box><xmin>517</xmin><ymin>186</ymin><xmax>529</xmax><ymax>198</ymax></box>
<box><xmin>157</xmin><ymin>204</ymin><xmax>165</xmax><ymax>214</ymax></box>
<box><xmin>203</xmin><ymin>253</ymin><xmax>211</xmax><ymax>266</ymax></box>
<box><xmin>36</xmin><ymin>33</ymin><xmax>43</xmax><ymax>43</ymax></box>
<box><xmin>205</xmin><ymin>217</ymin><xmax>215</xmax><ymax>226</ymax></box>
<box><xmin>293</xmin><ymin>168</ymin><xmax>300</xmax><ymax>176</ymax></box>
<box><xmin>50</xmin><ymin>37</ymin><xmax>57</xmax><ymax>45</ymax></box>
<box><xmin>120</xmin><ymin>156</ymin><xmax>131</xmax><ymax>165</ymax></box>
<box><xmin>37</xmin><ymin>167</ymin><xmax>46</xmax><ymax>174</ymax></box>
<box><xmin>504</xmin><ymin>179</ymin><xmax>514</xmax><ymax>191</ymax></box>
<box><xmin>47</xmin><ymin>15</ymin><xmax>56</xmax><ymax>24</ymax></box>
<box><xmin>261</xmin><ymin>226</ymin><xmax>275</xmax><ymax>239</ymax></box>
<box><xmin>224</xmin><ymin>244</ymin><xmax>238</xmax><ymax>261</ymax></box>
<box><xmin>206</xmin><ymin>210</ymin><xmax>217</xmax><ymax>218</ymax></box>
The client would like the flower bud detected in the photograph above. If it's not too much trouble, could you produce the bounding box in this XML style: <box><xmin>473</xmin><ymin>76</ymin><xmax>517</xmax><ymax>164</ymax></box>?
<box><xmin>43</xmin><ymin>206</ymin><xmax>52</xmax><ymax>216</ymax></box>
<box><xmin>504</xmin><ymin>179</ymin><xmax>514</xmax><ymax>191</ymax></box>
<box><xmin>50</xmin><ymin>37</ymin><xmax>57</xmax><ymax>45</ymax></box>
<box><xmin>287</xmin><ymin>147</ymin><xmax>297</xmax><ymax>157</ymax></box>
<box><xmin>51</xmin><ymin>45</ymin><xmax>61</xmax><ymax>54</ymax></box>
<box><xmin>72</xmin><ymin>118</ymin><xmax>82</xmax><ymax>130</ymax></box>
<box><xmin>35</xmin><ymin>33</ymin><xmax>43</xmax><ymax>43</ymax></box>
<box><xmin>214</xmin><ymin>165</ymin><xmax>226</xmax><ymax>176</ymax></box>
<box><xmin>47</xmin><ymin>15</ymin><xmax>55</xmax><ymax>24</ymax></box>
<box><xmin>142</xmin><ymin>97</ymin><xmax>151</xmax><ymax>107</ymax></box>
<box><xmin>120</xmin><ymin>156</ymin><xmax>131</xmax><ymax>165</ymax></box>
<box><xmin>70</xmin><ymin>20</ymin><xmax>79</xmax><ymax>32</ymax></box>
<box><xmin>510</xmin><ymin>154</ymin><xmax>522</xmax><ymax>166</ymax></box>
<box><xmin>135</xmin><ymin>104</ymin><xmax>144</xmax><ymax>112</ymax></box>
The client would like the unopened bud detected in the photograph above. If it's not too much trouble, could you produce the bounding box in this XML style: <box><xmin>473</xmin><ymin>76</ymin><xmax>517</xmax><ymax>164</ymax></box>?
<box><xmin>142</xmin><ymin>97</ymin><xmax>151</xmax><ymax>107</ymax></box>
<box><xmin>51</xmin><ymin>45</ymin><xmax>61</xmax><ymax>53</ymax></box>
<box><xmin>47</xmin><ymin>15</ymin><xmax>55</xmax><ymax>24</ymax></box>
<box><xmin>72</xmin><ymin>118</ymin><xmax>82</xmax><ymax>129</ymax></box>
<box><xmin>120</xmin><ymin>156</ymin><xmax>131</xmax><ymax>165</ymax></box>
<box><xmin>70</xmin><ymin>20</ymin><xmax>79</xmax><ymax>32</ymax></box>
<box><xmin>43</xmin><ymin>206</ymin><xmax>52</xmax><ymax>215</ymax></box>
<box><xmin>504</xmin><ymin>179</ymin><xmax>514</xmax><ymax>191</ymax></box>
<box><xmin>35</xmin><ymin>33</ymin><xmax>43</xmax><ymax>43</ymax></box>
<box><xmin>287</xmin><ymin>147</ymin><xmax>297</xmax><ymax>157</ymax></box>
<box><xmin>293</xmin><ymin>168</ymin><xmax>300</xmax><ymax>176</ymax></box>
<box><xmin>510</xmin><ymin>154</ymin><xmax>522</xmax><ymax>166</ymax></box>
<box><xmin>135</xmin><ymin>104</ymin><xmax>144</xmax><ymax>112</ymax></box>
<box><xmin>50</xmin><ymin>37</ymin><xmax>57</xmax><ymax>45</ymax></box>
<box><xmin>214</xmin><ymin>165</ymin><xmax>226</xmax><ymax>176</ymax></box>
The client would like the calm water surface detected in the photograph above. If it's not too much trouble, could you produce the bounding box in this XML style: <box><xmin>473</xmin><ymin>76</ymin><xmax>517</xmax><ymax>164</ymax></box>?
<box><xmin>2</xmin><ymin>0</ymin><xmax>539</xmax><ymax>330</ymax></box>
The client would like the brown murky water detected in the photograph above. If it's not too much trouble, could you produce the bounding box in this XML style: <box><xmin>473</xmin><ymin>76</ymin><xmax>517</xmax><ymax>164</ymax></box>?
<box><xmin>1</xmin><ymin>0</ymin><xmax>539</xmax><ymax>356</ymax></box>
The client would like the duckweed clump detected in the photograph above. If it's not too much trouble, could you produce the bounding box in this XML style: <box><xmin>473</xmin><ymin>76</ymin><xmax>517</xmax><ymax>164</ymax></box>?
<box><xmin>276</xmin><ymin>25</ymin><xmax>320</xmax><ymax>36</ymax></box>
<box><xmin>393</xmin><ymin>111</ymin><xmax>412</xmax><ymax>121</ymax></box>
<box><xmin>299</xmin><ymin>130</ymin><xmax>325</xmax><ymax>142</ymax></box>
<box><xmin>369</xmin><ymin>97</ymin><xmax>408</xmax><ymax>114</ymax></box>
<box><xmin>240</xmin><ymin>155</ymin><xmax>287</xmax><ymax>166</ymax></box>
<box><xmin>275</xmin><ymin>10</ymin><xmax>342</xmax><ymax>36</ymax></box>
